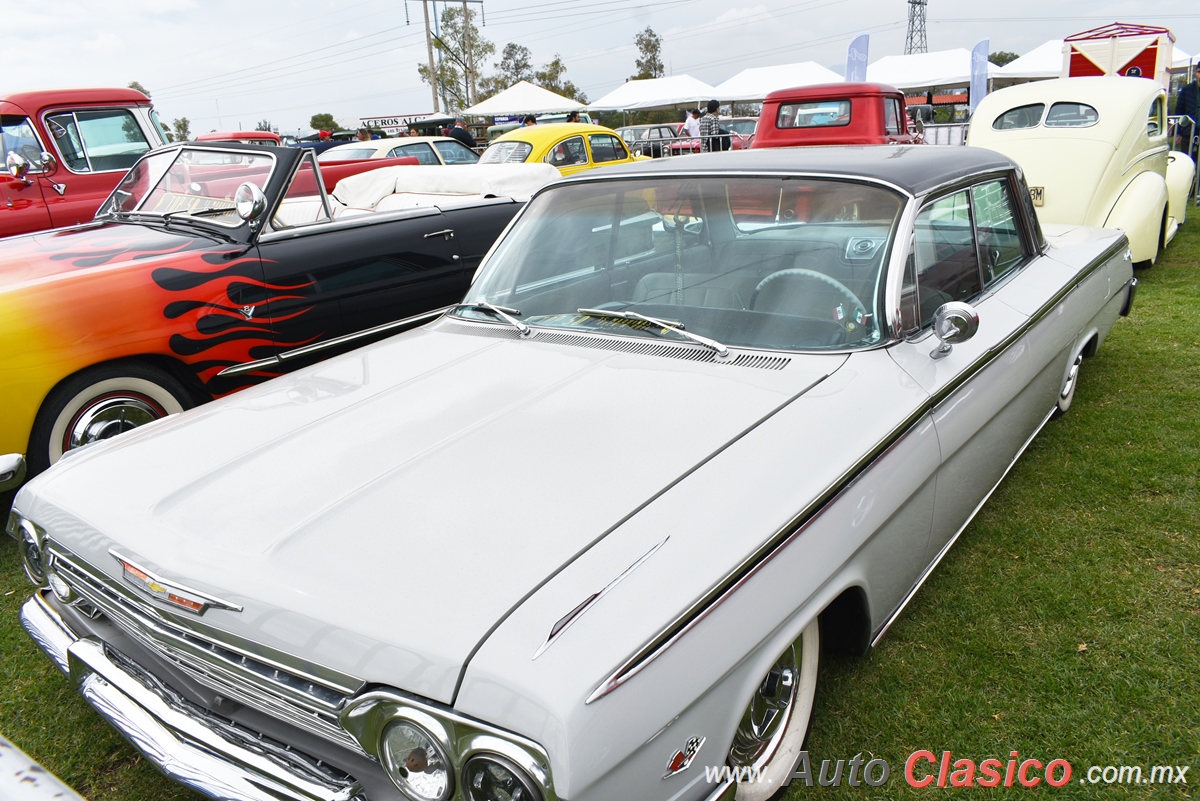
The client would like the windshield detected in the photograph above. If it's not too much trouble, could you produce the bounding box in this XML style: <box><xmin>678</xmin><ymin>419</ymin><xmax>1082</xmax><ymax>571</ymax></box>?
<box><xmin>460</xmin><ymin>177</ymin><xmax>904</xmax><ymax>352</ymax></box>
<box><xmin>97</xmin><ymin>147</ymin><xmax>275</xmax><ymax>225</ymax></box>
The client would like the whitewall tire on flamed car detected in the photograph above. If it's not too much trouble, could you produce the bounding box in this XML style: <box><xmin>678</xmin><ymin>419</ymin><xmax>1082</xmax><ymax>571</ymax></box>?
<box><xmin>29</xmin><ymin>363</ymin><xmax>194</xmax><ymax>475</ymax></box>
<box><xmin>731</xmin><ymin>618</ymin><xmax>821</xmax><ymax>801</ymax></box>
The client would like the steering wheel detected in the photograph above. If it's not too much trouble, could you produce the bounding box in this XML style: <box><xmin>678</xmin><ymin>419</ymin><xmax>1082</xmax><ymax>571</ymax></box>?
<box><xmin>751</xmin><ymin>268</ymin><xmax>868</xmax><ymax>333</ymax></box>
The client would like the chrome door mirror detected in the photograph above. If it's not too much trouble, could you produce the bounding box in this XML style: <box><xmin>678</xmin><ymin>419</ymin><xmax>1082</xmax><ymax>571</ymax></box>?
<box><xmin>38</xmin><ymin>151</ymin><xmax>58</xmax><ymax>175</ymax></box>
<box><xmin>234</xmin><ymin>182</ymin><xmax>267</xmax><ymax>222</ymax></box>
<box><xmin>6</xmin><ymin>152</ymin><xmax>32</xmax><ymax>183</ymax></box>
<box><xmin>930</xmin><ymin>301</ymin><xmax>979</xmax><ymax>360</ymax></box>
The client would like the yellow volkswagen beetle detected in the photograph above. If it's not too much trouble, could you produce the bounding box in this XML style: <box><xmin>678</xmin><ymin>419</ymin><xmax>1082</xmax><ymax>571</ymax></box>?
<box><xmin>478</xmin><ymin>122</ymin><xmax>649</xmax><ymax>176</ymax></box>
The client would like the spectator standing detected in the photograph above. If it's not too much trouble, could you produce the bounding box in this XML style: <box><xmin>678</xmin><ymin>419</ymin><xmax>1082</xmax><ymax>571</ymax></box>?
<box><xmin>683</xmin><ymin>108</ymin><xmax>701</xmax><ymax>140</ymax></box>
<box><xmin>566</xmin><ymin>111</ymin><xmax>581</xmax><ymax>123</ymax></box>
<box><xmin>448</xmin><ymin>117</ymin><xmax>477</xmax><ymax>149</ymax></box>
<box><xmin>523</xmin><ymin>115</ymin><xmax>537</xmax><ymax>127</ymax></box>
<box><xmin>1176</xmin><ymin>69</ymin><xmax>1199</xmax><ymax>154</ymax></box>
<box><xmin>356</xmin><ymin>128</ymin><xmax>371</xmax><ymax>141</ymax></box>
<box><xmin>699</xmin><ymin>99</ymin><xmax>722</xmax><ymax>152</ymax></box>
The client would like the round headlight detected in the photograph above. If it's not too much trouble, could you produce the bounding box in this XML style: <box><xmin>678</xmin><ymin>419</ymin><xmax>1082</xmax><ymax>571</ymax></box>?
<box><xmin>17</xmin><ymin>521</ymin><xmax>46</xmax><ymax>586</ymax></box>
<box><xmin>47</xmin><ymin>572</ymin><xmax>76</xmax><ymax>603</ymax></box>
<box><xmin>379</xmin><ymin>720</ymin><xmax>452</xmax><ymax>801</ymax></box>
<box><xmin>463</xmin><ymin>754</ymin><xmax>542</xmax><ymax>801</ymax></box>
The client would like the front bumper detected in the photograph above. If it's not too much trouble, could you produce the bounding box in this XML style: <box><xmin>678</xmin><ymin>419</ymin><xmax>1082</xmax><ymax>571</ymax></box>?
<box><xmin>21</xmin><ymin>591</ymin><xmax>365</xmax><ymax>801</ymax></box>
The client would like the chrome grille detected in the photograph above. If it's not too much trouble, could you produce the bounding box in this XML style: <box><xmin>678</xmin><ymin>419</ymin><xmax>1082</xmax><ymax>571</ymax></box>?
<box><xmin>48</xmin><ymin>544</ymin><xmax>368</xmax><ymax>757</ymax></box>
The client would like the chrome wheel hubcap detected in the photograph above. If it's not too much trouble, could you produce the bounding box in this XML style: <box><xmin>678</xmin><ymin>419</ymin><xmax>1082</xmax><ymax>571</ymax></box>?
<box><xmin>67</xmin><ymin>394</ymin><xmax>165</xmax><ymax>451</ymax></box>
<box><xmin>729</xmin><ymin>644</ymin><xmax>800</xmax><ymax>768</ymax></box>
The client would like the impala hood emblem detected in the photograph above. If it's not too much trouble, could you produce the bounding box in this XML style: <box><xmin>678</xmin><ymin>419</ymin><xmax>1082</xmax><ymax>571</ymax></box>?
<box><xmin>110</xmin><ymin>549</ymin><xmax>242</xmax><ymax>615</ymax></box>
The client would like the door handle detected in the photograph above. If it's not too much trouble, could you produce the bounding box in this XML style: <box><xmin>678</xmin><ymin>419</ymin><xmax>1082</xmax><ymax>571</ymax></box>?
<box><xmin>424</xmin><ymin>228</ymin><xmax>454</xmax><ymax>240</ymax></box>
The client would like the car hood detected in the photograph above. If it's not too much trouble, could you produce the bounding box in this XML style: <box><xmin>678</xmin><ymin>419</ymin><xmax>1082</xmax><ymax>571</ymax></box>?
<box><xmin>0</xmin><ymin>220</ymin><xmax>219</xmax><ymax>291</ymax></box>
<box><xmin>22</xmin><ymin>319</ymin><xmax>843</xmax><ymax>703</ymax></box>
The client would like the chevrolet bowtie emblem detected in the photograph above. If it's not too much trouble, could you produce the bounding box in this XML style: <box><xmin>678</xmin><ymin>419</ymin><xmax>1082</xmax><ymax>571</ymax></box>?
<box><xmin>109</xmin><ymin>549</ymin><xmax>242</xmax><ymax>615</ymax></box>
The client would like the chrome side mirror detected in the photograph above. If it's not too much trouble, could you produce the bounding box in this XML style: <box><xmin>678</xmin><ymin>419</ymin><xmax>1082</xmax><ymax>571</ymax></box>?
<box><xmin>234</xmin><ymin>182</ymin><xmax>267</xmax><ymax>222</ymax></box>
<box><xmin>930</xmin><ymin>301</ymin><xmax>979</xmax><ymax>360</ymax></box>
<box><xmin>6</xmin><ymin>152</ymin><xmax>32</xmax><ymax>184</ymax></box>
<box><xmin>38</xmin><ymin>151</ymin><xmax>58</xmax><ymax>175</ymax></box>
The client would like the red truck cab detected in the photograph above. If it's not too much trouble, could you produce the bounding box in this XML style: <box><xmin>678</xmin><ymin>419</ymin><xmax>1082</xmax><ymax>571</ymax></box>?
<box><xmin>1</xmin><ymin>88</ymin><xmax>166</xmax><ymax>237</ymax></box>
<box><xmin>752</xmin><ymin>82</ymin><xmax>919</xmax><ymax>148</ymax></box>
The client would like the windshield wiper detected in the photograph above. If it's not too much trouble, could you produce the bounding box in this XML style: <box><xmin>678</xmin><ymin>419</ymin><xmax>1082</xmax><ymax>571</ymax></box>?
<box><xmin>164</xmin><ymin>206</ymin><xmax>236</xmax><ymax>220</ymax></box>
<box><xmin>451</xmin><ymin>301</ymin><xmax>531</xmax><ymax>337</ymax></box>
<box><xmin>576</xmin><ymin>308</ymin><xmax>728</xmax><ymax>356</ymax></box>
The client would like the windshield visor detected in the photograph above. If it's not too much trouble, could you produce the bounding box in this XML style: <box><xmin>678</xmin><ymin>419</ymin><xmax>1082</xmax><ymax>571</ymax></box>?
<box><xmin>462</xmin><ymin>176</ymin><xmax>904</xmax><ymax>351</ymax></box>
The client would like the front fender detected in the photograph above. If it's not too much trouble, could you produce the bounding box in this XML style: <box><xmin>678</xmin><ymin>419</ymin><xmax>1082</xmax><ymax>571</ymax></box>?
<box><xmin>1103</xmin><ymin>170</ymin><xmax>1168</xmax><ymax>263</ymax></box>
<box><xmin>1165</xmin><ymin>150</ymin><xmax>1195</xmax><ymax>240</ymax></box>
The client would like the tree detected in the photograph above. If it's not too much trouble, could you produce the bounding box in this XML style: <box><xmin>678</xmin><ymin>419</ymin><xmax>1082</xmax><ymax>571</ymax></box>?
<box><xmin>477</xmin><ymin>43</ymin><xmax>534</xmax><ymax>99</ymax></box>
<box><xmin>128</xmin><ymin>80</ymin><xmax>151</xmax><ymax>98</ymax></box>
<box><xmin>310</xmin><ymin>113</ymin><xmax>337</xmax><ymax>132</ymax></box>
<box><xmin>535</xmin><ymin>55</ymin><xmax>588</xmax><ymax>104</ymax></box>
<box><xmin>417</xmin><ymin>6</ymin><xmax>494</xmax><ymax>113</ymax></box>
<box><xmin>632</xmin><ymin>27</ymin><xmax>664</xmax><ymax>80</ymax></box>
<box><xmin>990</xmin><ymin>50</ymin><xmax>1020</xmax><ymax>67</ymax></box>
<box><xmin>254</xmin><ymin>119</ymin><xmax>274</xmax><ymax>132</ymax></box>
<box><xmin>172</xmin><ymin>118</ymin><xmax>191</xmax><ymax>141</ymax></box>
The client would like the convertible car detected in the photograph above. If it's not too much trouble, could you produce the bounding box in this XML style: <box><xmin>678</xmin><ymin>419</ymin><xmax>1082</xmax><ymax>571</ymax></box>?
<box><xmin>0</xmin><ymin>141</ymin><xmax>553</xmax><ymax>480</ymax></box>
<box><xmin>966</xmin><ymin>76</ymin><xmax>1194</xmax><ymax>266</ymax></box>
<box><xmin>8</xmin><ymin>146</ymin><xmax>1134</xmax><ymax>801</ymax></box>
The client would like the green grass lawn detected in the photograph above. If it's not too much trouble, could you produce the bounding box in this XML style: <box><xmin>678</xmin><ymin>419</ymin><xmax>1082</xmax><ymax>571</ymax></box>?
<box><xmin>1</xmin><ymin>212</ymin><xmax>1197</xmax><ymax>800</ymax></box>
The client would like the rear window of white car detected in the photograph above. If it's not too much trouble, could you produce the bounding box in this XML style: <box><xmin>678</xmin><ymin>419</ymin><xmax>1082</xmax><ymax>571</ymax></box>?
<box><xmin>1044</xmin><ymin>102</ymin><xmax>1099</xmax><ymax>128</ymax></box>
<box><xmin>992</xmin><ymin>104</ymin><xmax>1045</xmax><ymax>130</ymax></box>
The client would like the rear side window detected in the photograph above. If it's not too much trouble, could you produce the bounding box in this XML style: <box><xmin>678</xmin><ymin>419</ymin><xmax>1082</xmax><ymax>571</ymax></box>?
<box><xmin>546</xmin><ymin>136</ymin><xmax>588</xmax><ymax>167</ymax></box>
<box><xmin>971</xmin><ymin>180</ymin><xmax>1026</xmax><ymax>282</ymax></box>
<box><xmin>777</xmin><ymin>100</ymin><xmax>851</xmax><ymax>128</ymax></box>
<box><xmin>45</xmin><ymin>108</ymin><xmax>152</xmax><ymax>172</ymax></box>
<box><xmin>1044</xmin><ymin>102</ymin><xmax>1098</xmax><ymax>128</ymax></box>
<box><xmin>991</xmin><ymin>104</ymin><xmax>1045</xmax><ymax>130</ymax></box>
<box><xmin>589</xmin><ymin>134</ymin><xmax>627</xmax><ymax>163</ymax></box>
<box><xmin>885</xmin><ymin>98</ymin><xmax>904</xmax><ymax>135</ymax></box>
<box><xmin>479</xmin><ymin>140</ymin><xmax>533</xmax><ymax>164</ymax></box>
<box><xmin>394</xmin><ymin>143</ymin><xmax>440</xmax><ymax>165</ymax></box>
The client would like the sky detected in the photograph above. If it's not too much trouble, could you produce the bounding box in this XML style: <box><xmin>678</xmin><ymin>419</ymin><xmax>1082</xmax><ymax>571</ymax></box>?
<box><xmin>12</xmin><ymin>0</ymin><xmax>1200</xmax><ymax>136</ymax></box>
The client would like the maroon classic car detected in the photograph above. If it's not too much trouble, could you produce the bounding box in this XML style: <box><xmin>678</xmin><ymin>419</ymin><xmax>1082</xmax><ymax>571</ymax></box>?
<box><xmin>1</xmin><ymin>88</ymin><xmax>169</xmax><ymax>237</ymax></box>
<box><xmin>752</xmin><ymin>82</ymin><xmax>921</xmax><ymax>148</ymax></box>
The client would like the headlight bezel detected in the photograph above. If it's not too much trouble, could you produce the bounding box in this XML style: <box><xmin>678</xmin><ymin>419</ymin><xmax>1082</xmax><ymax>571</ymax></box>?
<box><xmin>378</xmin><ymin>713</ymin><xmax>454</xmax><ymax>801</ymax></box>
<box><xmin>341</xmin><ymin>691</ymin><xmax>554</xmax><ymax>801</ymax></box>
<box><xmin>9</xmin><ymin>509</ymin><xmax>49</xmax><ymax>587</ymax></box>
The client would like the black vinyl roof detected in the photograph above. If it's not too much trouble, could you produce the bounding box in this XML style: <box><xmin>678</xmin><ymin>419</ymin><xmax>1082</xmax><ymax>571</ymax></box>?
<box><xmin>588</xmin><ymin>145</ymin><xmax>1017</xmax><ymax>196</ymax></box>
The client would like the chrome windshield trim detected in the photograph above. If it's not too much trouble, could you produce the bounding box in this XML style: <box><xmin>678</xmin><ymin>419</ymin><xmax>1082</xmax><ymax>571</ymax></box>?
<box><xmin>587</xmin><ymin>235</ymin><xmax>1126</xmax><ymax>703</ymax></box>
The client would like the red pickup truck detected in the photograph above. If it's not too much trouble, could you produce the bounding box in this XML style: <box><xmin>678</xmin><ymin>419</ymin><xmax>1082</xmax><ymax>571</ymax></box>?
<box><xmin>752</xmin><ymin>82</ymin><xmax>921</xmax><ymax>148</ymax></box>
<box><xmin>1</xmin><ymin>88</ymin><xmax>170</xmax><ymax>237</ymax></box>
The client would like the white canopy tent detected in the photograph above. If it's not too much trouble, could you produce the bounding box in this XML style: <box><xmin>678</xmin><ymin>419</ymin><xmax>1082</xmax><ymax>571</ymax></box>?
<box><xmin>587</xmin><ymin>75</ymin><xmax>717</xmax><ymax>111</ymax></box>
<box><xmin>996</xmin><ymin>40</ymin><xmax>1064</xmax><ymax>81</ymax></box>
<box><xmin>462</xmin><ymin>81</ymin><xmax>584</xmax><ymax>116</ymax></box>
<box><xmin>709</xmin><ymin>62</ymin><xmax>843</xmax><ymax>102</ymax></box>
<box><xmin>866</xmin><ymin>48</ymin><xmax>1001</xmax><ymax>90</ymax></box>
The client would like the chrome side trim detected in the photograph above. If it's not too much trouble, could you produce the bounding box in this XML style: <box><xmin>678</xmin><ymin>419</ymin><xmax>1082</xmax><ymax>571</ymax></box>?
<box><xmin>532</xmin><ymin>537</ymin><xmax>669</xmax><ymax>660</ymax></box>
<box><xmin>588</xmin><ymin>237</ymin><xmax>1126</xmax><ymax>703</ymax></box>
<box><xmin>586</xmin><ymin>403</ymin><xmax>932</xmax><ymax>704</ymax></box>
<box><xmin>217</xmin><ymin>306</ymin><xmax>449</xmax><ymax>376</ymax></box>
<box><xmin>870</xmin><ymin>405</ymin><xmax>1057</xmax><ymax>647</ymax></box>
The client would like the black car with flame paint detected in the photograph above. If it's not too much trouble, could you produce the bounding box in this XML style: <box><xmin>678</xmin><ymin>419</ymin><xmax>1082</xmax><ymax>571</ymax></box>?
<box><xmin>0</xmin><ymin>142</ymin><xmax>539</xmax><ymax>482</ymax></box>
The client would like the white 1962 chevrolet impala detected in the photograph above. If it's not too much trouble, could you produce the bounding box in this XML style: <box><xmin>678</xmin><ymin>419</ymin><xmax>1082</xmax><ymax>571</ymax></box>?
<box><xmin>7</xmin><ymin>145</ymin><xmax>1135</xmax><ymax>801</ymax></box>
